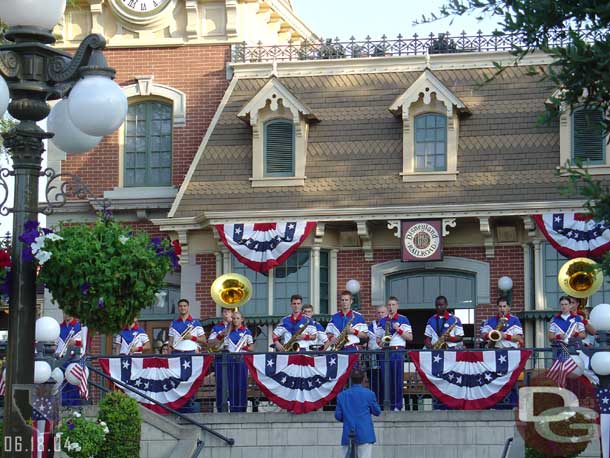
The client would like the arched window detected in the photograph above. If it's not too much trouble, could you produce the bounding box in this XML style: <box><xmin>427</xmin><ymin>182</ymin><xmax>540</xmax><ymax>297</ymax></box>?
<box><xmin>264</xmin><ymin>120</ymin><xmax>295</xmax><ymax>177</ymax></box>
<box><xmin>572</xmin><ymin>106</ymin><xmax>604</xmax><ymax>164</ymax></box>
<box><xmin>124</xmin><ymin>101</ymin><xmax>173</xmax><ymax>187</ymax></box>
<box><xmin>414</xmin><ymin>113</ymin><xmax>447</xmax><ymax>172</ymax></box>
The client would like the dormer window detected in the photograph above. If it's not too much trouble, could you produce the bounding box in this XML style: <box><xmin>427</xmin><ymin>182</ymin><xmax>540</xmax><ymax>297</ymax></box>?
<box><xmin>414</xmin><ymin>113</ymin><xmax>447</xmax><ymax>172</ymax></box>
<box><xmin>238</xmin><ymin>77</ymin><xmax>318</xmax><ymax>187</ymax></box>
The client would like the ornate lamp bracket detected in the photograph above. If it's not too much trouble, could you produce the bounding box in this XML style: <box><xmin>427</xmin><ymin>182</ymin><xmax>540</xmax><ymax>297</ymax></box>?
<box><xmin>47</xmin><ymin>34</ymin><xmax>114</xmax><ymax>83</ymax></box>
<box><xmin>0</xmin><ymin>168</ymin><xmax>15</xmax><ymax>216</ymax></box>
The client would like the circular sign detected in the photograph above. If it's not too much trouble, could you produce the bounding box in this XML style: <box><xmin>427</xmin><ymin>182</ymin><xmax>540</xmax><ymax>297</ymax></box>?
<box><xmin>403</xmin><ymin>223</ymin><xmax>440</xmax><ymax>259</ymax></box>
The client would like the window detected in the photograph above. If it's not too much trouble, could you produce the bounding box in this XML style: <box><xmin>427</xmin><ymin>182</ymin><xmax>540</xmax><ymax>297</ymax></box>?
<box><xmin>572</xmin><ymin>107</ymin><xmax>604</xmax><ymax>164</ymax></box>
<box><xmin>139</xmin><ymin>285</ymin><xmax>180</xmax><ymax>319</ymax></box>
<box><xmin>274</xmin><ymin>250</ymin><xmax>311</xmax><ymax>315</ymax></box>
<box><xmin>414</xmin><ymin>114</ymin><xmax>447</xmax><ymax>172</ymax></box>
<box><xmin>231</xmin><ymin>260</ymin><xmax>269</xmax><ymax>316</ymax></box>
<box><xmin>124</xmin><ymin>101</ymin><xmax>172</xmax><ymax>187</ymax></box>
<box><xmin>264</xmin><ymin>120</ymin><xmax>295</xmax><ymax>177</ymax></box>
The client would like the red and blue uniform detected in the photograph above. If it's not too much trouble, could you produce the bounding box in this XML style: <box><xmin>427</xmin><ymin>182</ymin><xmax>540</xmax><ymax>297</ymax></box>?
<box><xmin>209</xmin><ymin>321</ymin><xmax>231</xmax><ymax>411</ymax></box>
<box><xmin>424</xmin><ymin>312</ymin><xmax>464</xmax><ymax>348</ymax></box>
<box><xmin>377</xmin><ymin>313</ymin><xmax>411</xmax><ymax>411</ymax></box>
<box><xmin>273</xmin><ymin>313</ymin><xmax>310</xmax><ymax>350</ymax></box>
<box><xmin>227</xmin><ymin>326</ymin><xmax>253</xmax><ymax>413</ymax></box>
<box><xmin>169</xmin><ymin>315</ymin><xmax>204</xmax><ymax>352</ymax></box>
<box><xmin>55</xmin><ymin>319</ymin><xmax>83</xmax><ymax>406</ymax></box>
<box><xmin>481</xmin><ymin>314</ymin><xmax>523</xmax><ymax>348</ymax></box>
<box><xmin>114</xmin><ymin>325</ymin><xmax>149</xmax><ymax>355</ymax></box>
<box><xmin>325</xmin><ymin>310</ymin><xmax>367</xmax><ymax>351</ymax></box>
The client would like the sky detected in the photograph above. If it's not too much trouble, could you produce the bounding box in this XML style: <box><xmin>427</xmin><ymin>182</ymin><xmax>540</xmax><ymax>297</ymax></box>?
<box><xmin>291</xmin><ymin>0</ymin><xmax>503</xmax><ymax>41</ymax></box>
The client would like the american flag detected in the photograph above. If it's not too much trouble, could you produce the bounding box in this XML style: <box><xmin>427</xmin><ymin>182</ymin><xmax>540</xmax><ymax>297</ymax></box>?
<box><xmin>70</xmin><ymin>358</ymin><xmax>89</xmax><ymax>400</ymax></box>
<box><xmin>598</xmin><ymin>387</ymin><xmax>610</xmax><ymax>458</ymax></box>
<box><xmin>0</xmin><ymin>370</ymin><xmax>5</xmax><ymax>396</ymax></box>
<box><xmin>32</xmin><ymin>391</ymin><xmax>58</xmax><ymax>458</ymax></box>
<box><xmin>547</xmin><ymin>343</ymin><xmax>578</xmax><ymax>388</ymax></box>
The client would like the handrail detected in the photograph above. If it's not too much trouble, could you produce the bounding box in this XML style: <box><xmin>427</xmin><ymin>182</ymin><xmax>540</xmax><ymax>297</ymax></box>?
<box><xmin>501</xmin><ymin>437</ymin><xmax>513</xmax><ymax>458</ymax></box>
<box><xmin>86</xmin><ymin>362</ymin><xmax>235</xmax><ymax>446</ymax></box>
<box><xmin>191</xmin><ymin>439</ymin><xmax>205</xmax><ymax>458</ymax></box>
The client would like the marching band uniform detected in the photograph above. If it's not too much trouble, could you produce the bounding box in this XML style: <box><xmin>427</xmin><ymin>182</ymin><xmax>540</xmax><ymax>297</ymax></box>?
<box><xmin>55</xmin><ymin>318</ymin><xmax>83</xmax><ymax>406</ymax></box>
<box><xmin>209</xmin><ymin>319</ymin><xmax>231</xmax><ymax>412</ymax></box>
<box><xmin>367</xmin><ymin>319</ymin><xmax>383</xmax><ymax>405</ymax></box>
<box><xmin>299</xmin><ymin>318</ymin><xmax>328</xmax><ymax>351</ymax></box>
<box><xmin>325</xmin><ymin>310</ymin><xmax>368</xmax><ymax>351</ymax></box>
<box><xmin>377</xmin><ymin>313</ymin><xmax>412</xmax><ymax>411</ymax></box>
<box><xmin>272</xmin><ymin>312</ymin><xmax>310</xmax><ymax>351</ymax></box>
<box><xmin>169</xmin><ymin>314</ymin><xmax>205</xmax><ymax>352</ymax></box>
<box><xmin>481</xmin><ymin>314</ymin><xmax>523</xmax><ymax>348</ymax></box>
<box><xmin>549</xmin><ymin>312</ymin><xmax>585</xmax><ymax>347</ymax></box>
<box><xmin>226</xmin><ymin>325</ymin><xmax>253</xmax><ymax>412</ymax></box>
<box><xmin>114</xmin><ymin>323</ymin><xmax>150</xmax><ymax>355</ymax></box>
<box><xmin>424</xmin><ymin>311</ymin><xmax>464</xmax><ymax>349</ymax></box>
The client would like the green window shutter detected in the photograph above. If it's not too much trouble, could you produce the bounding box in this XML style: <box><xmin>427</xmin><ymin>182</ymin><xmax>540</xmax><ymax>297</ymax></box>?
<box><xmin>264</xmin><ymin>120</ymin><xmax>294</xmax><ymax>176</ymax></box>
<box><xmin>572</xmin><ymin>107</ymin><xmax>605</xmax><ymax>164</ymax></box>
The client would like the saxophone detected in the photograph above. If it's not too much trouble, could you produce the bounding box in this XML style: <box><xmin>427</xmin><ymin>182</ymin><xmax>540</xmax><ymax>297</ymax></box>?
<box><xmin>381</xmin><ymin>317</ymin><xmax>392</xmax><ymax>348</ymax></box>
<box><xmin>330</xmin><ymin>316</ymin><xmax>354</xmax><ymax>351</ymax></box>
<box><xmin>283</xmin><ymin>319</ymin><xmax>312</xmax><ymax>352</ymax></box>
<box><xmin>432</xmin><ymin>322</ymin><xmax>457</xmax><ymax>350</ymax></box>
<box><xmin>487</xmin><ymin>317</ymin><xmax>508</xmax><ymax>348</ymax></box>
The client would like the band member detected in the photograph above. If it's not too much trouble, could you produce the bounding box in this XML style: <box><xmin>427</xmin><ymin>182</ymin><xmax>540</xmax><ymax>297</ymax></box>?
<box><xmin>548</xmin><ymin>296</ymin><xmax>585</xmax><ymax>345</ymax></box>
<box><xmin>424</xmin><ymin>296</ymin><xmax>464</xmax><ymax>349</ymax></box>
<box><xmin>169</xmin><ymin>298</ymin><xmax>206</xmax><ymax>351</ymax></box>
<box><xmin>113</xmin><ymin>319</ymin><xmax>151</xmax><ymax>355</ymax></box>
<box><xmin>209</xmin><ymin>306</ymin><xmax>233</xmax><ymax>412</ymax></box>
<box><xmin>55</xmin><ymin>314</ymin><xmax>84</xmax><ymax>406</ymax></box>
<box><xmin>272</xmin><ymin>294</ymin><xmax>309</xmax><ymax>352</ymax></box>
<box><xmin>324</xmin><ymin>291</ymin><xmax>368</xmax><ymax>352</ymax></box>
<box><xmin>568</xmin><ymin>296</ymin><xmax>597</xmax><ymax>346</ymax></box>
<box><xmin>226</xmin><ymin>311</ymin><xmax>253</xmax><ymax>413</ymax></box>
<box><xmin>302</xmin><ymin>304</ymin><xmax>328</xmax><ymax>351</ymax></box>
<box><xmin>481</xmin><ymin>297</ymin><xmax>524</xmax><ymax>348</ymax></box>
<box><xmin>377</xmin><ymin>297</ymin><xmax>412</xmax><ymax>411</ymax></box>
<box><xmin>367</xmin><ymin>305</ymin><xmax>387</xmax><ymax>406</ymax></box>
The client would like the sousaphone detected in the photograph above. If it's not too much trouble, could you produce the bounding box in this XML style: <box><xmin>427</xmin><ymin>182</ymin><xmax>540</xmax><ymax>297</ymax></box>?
<box><xmin>210</xmin><ymin>273</ymin><xmax>252</xmax><ymax>309</ymax></box>
<box><xmin>557</xmin><ymin>257</ymin><xmax>603</xmax><ymax>307</ymax></box>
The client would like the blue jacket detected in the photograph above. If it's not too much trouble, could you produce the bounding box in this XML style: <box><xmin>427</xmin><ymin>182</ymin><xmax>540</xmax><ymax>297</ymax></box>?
<box><xmin>334</xmin><ymin>384</ymin><xmax>381</xmax><ymax>445</ymax></box>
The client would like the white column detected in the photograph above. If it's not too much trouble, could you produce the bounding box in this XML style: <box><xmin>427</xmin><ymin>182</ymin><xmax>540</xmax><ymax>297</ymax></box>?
<box><xmin>533</xmin><ymin>240</ymin><xmax>544</xmax><ymax>311</ymax></box>
<box><xmin>330</xmin><ymin>249</ymin><xmax>338</xmax><ymax>313</ymax></box>
<box><xmin>268</xmin><ymin>269</ymin><xmax>274</xmax><ymax>315</ymax></box>
<box><xmin>180</xmin><ymin>253</ymin><xmax>202</xmax><ymax>319</ymax></box>
<box><xmin>311</xmin><ymin>246</ymin><xmax>320</xmax><ymax>313</ymax></box>
<box><xmin>522</xmin><ymin>243</ymin><xmax>532</xmax><ymax>311</ymax></box>
<box><xmin>214</xmin><ymin>251</ymin><xmax>223</xmax><ymax>316</ymax></box>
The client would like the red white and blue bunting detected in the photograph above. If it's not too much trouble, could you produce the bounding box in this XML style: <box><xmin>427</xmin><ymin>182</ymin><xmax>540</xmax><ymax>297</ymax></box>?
<box><xmin>409</xmin><ymin>350</ymin><xmax>531</xmax><ymax>410</ymax></box>
<box><xmin>244</xmin><ymin>353</ymin><xmax>358</xmax><ymax>414</ymax></box>
<box><xmin>215</xmin><ymin>222</ymin><xmax>316</xmax><ymax>273</ymax></box>
<box><xmin>99</xmin><ymin>356</ymin><xmax>212</xmax><ymax>414</ymax></box>
<box><xmin>534</xmin><ymin>213</ymin><xmax>610</xmax><ymax>258</ymax></box>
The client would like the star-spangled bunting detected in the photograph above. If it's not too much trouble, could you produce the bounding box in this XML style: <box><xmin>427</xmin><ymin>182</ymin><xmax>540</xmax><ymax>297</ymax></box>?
<box><xmin>244</xmin><ymin>353</ymin><xmax>358</xmax><ymax>414</ymax></box>
<box><xmin>598</xmin><ymin>387</ymin><xmax>610</xmax><ymax>458</ymax></box>
<box><xmin>32</xmin><ymin>390</ymin><xmax>59</xmax><ymax>458</ymax></box>
<box><xmin>99</xmin><ymin>356</ymin><xmax>212</xmax><ymax>414</ymax></box>
<box><xmin>408</xmin><ymin>350</ymin><xmax>531</xmax><ymax>410</ymax></box>
<box><xmin>215</xmin><ymin>222</ymin><xmax>316</xmax><ymax>273</ymax></box>
<box><xmin>534</xmin><ymin>213</ymin><xmax>610</xmax><ymax>258</ymax></box>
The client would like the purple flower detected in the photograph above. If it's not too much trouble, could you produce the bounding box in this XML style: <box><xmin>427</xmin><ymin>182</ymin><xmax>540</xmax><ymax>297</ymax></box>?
<box><xmin>67</xmin><ymin>420</ymin><xmax>75</xmax><ymax>430</ymax></box>
<box><xmin>98</xmin><ymin>297</ymin><xmax>105</xmax><ymax>308</ymax></box>
<box><xmin>24</xmin><ymin>220</ymin><xmax>39</xmax><ymax>232</ymax></box>
<box><xmin>80</xmin><ymin>283</ymin><xmax>90</xmax><ymax>295</ymax></box>
<box><xmin>21</xmin><ymin>247</ymin><xmax>34</xmax><ymax>263</ymax></box>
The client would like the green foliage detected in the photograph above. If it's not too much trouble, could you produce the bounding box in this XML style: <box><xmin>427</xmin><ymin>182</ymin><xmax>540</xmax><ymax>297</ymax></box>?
<box><xmin>525</xmin><ymin>445</ymin><xmax>582</xmax><ymax>458</ymax></box>
<box><xmin>58</xmin><ymin>412</ymin><xmax>108</xmax><ymax>458</ymax></box>
<box><xmin>97</xmin><ymin>391</ymin><xmax>141</xmax><ymax>458</ymax></box>
<box><xmin>38</xmin><ymin>218</ymin><xmax>174</xmax><ymax>334</ymax></box>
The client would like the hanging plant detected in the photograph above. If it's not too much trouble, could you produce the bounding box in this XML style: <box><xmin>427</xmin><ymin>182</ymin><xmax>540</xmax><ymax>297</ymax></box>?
<box><xmin>20</xmin><ymin>219</ymin><xmax>180</xmax><ymax>334</ymax></box>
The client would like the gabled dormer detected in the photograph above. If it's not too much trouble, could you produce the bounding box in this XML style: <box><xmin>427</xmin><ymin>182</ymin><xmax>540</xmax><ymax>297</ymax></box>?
<box><xmin>239</xmin><ymin>78</ymin><xmax>318</xmax><ymax>187</ymax></box>
<box><xmin>390</xmin><ymin>69</ymin><xmax>469</xmax><ymax>182</ymax></box>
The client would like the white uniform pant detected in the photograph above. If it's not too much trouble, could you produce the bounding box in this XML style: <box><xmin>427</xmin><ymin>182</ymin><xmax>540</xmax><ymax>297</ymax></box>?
<box><xmin>342</xmin><ymin>443</ymin><xmax>373</xmax><ymax>458</ymax></box>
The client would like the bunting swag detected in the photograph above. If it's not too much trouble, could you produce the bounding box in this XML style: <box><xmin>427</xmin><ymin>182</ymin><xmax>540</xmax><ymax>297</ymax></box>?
<box><xmin>409</xmin><ymin>350</ymin><xmax>532</xmax><ymax>410</ymax></box>
<box><xmin>534</xmin><ymin>213</ymin><xmax>610</xmax><ymax>258</ymax></box>
<box><xmin>99</xmin><ymin>356</ymin><xmax>212</xmax><ymax>414</ymax></box>
<box><xmin>244</xmin><ymin>353</ymin><xmax>358</xmax><ymax>414</ymax></box>
<box><xmin>215</xmin><ymin>222</ymin><xmax>316</xmax><ymax>273</ymax></box>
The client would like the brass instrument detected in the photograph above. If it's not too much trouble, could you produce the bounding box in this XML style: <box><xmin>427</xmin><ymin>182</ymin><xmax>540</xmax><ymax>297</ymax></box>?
<box><xmin>558</xmin><ymin>258</ymin><xmax>603</xmax><ymax>309</ymax></box>
<box><xmin>56</xmin><ymin>328</ymin><xmax>76</xmax><ymax>358</ymax></box>
<box><xmin>173</xmin><ymin>324</ymin><xmax>194</xmax><ymax>348</ymax></box>
<box><xmin>207</xmin><ymin>325</ymin><xmax>229</xmax><ymax>353</ymax></box>
<box><xmin>210</xmin><ymin>273</ymin><xmax>253</xmax><ymax>309</ymax></box>
<box><xmin>381</xmin><ymin>317</ymin><xmax>392</xmax><ymax>347</ymax></box>
<box><xmin>432</xmin><ymin>322</ymin><xmax>457</xmax><ymax>350</ymax></box>
<box><xmin>127</xmin><ymin>332</ymin><xmax>143</xmax><ymax>354</ymax></box>
<box><xmin>330</xmin><ymin>316</ymin><xmax>354</xmax><ymax>351</ymax></box>
<box><xmin>562</xmin><ymin>320</ymin><xmax>579</xmax><ymax>345</ymax></box>
<box><xmin>283</xmin><ymin>320</ymin><xmax>312</xmax><ymax>352</ymax></box>
<box><xmin>487</xmin><ymin>317</ymin><xmax>508</xmax><ymax>348</ymax></box>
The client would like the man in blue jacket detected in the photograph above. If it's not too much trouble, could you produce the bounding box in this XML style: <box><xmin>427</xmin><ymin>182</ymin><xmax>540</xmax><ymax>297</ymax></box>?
<box><xmin>335</xmin><ymin>369</ymin><xmax>381</xmax><ymax>458</ymax></box>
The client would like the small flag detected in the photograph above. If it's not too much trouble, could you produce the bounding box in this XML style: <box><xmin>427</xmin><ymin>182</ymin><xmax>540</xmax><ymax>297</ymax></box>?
<box><xmin>598</xmin><ymin>387</ymin><xmax>610</xmax><ymax>458</ymax></box>
<box><xmin>70</xmin><ymin>358</ymin><xmax>89</xmax><ymax>400</ymax></box>
<box><xmin>547</xmin><ymin>343</ymin><xmax>577</xmax><ymax>388</ymax></box>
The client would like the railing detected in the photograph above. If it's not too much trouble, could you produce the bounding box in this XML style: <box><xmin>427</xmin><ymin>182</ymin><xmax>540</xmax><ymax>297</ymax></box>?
<box><xmin>231</xmin><ymin>29</ymin><xmax>607</xmax><ymax>63</ymax></box>
<box><xmin>68</xmin><ymin>348</ymin><xmax>557</xmax><ymax>415</ymax></box>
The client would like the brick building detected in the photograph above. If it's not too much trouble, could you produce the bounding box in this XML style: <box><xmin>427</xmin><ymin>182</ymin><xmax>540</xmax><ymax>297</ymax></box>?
<box><xmin>47</xmin><ymin>2</ymin><xmax>610</xmax><ymax>352</ymax></box>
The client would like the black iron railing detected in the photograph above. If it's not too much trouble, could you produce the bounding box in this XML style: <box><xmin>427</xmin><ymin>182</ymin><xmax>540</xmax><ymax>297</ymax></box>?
<box><xmin>231</xmin><ymin>29</ymin><xmax>607</xmax><ymax>63</ymax></box>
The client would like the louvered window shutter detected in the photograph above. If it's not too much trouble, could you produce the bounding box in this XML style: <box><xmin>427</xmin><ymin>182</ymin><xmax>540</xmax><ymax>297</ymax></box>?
<box><xmin>264</xmin><ymin>120</ymin><xmax>294</xmax><ymax>176</ymax></box>
<box><xmin>572</xmin><ymin>108</ymin><xmax>605</xmax><ymax>163</ymax></box>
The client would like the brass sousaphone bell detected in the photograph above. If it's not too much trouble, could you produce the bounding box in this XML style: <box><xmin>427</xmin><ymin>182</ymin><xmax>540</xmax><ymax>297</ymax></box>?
<box><xmin>557</xmin><ymin>257</ymin><xmax>604</xmax><ymax>304</ymax></box>
<box><xmin>210</xmin><ymin>273</ymin><xmax>253</xmax><ymax>309</ymax></box>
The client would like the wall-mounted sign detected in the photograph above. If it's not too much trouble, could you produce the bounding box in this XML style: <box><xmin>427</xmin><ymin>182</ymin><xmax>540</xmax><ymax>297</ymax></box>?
<box><xmin>401</xmin><ymin>219</ymin><xmax>443</xmax><ymax>261</ymax></box>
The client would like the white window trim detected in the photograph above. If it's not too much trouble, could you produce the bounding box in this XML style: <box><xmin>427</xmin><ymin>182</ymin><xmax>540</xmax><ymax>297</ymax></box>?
<box><xmin>558</xmin><ymin>105</ymin><xmax>610</xmax><ymax>175</ymax></box>
<box><xmin>238</xmin><ymin>77</ymin><xmax>317</xmax><ymax>187</ymax></box>
<box><xmin>389</xmin><ymin>69</ymin><xmax>468</xmax><ymax>183</ymax></box>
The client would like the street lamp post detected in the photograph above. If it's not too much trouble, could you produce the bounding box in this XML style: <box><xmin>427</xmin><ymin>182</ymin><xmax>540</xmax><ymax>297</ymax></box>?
<box><xmin>0</xmin><ymin>2</ymin><xmax>126</xmax><ymax>456</ymax></box>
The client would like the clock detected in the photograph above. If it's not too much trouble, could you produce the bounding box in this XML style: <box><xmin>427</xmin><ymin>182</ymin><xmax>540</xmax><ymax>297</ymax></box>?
<box><xmin>110</xmin><ymin>0</ymin><xmax>173</xmax><ymax>28</ymax></box>
<box><xmin>118</xmin><ymin>0</ymin><xmax>170</xmax><ymax>15</ymax></box>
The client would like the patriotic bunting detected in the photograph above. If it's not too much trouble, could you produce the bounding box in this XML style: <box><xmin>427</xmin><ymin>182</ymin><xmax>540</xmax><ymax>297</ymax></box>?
<box><xmin>598</xmin><ymin>386</ymin><xmax>610</xmax><ymax>458</ymax></box>
<box><xmin>408</xmin><ymin>350</ymin><xmax>531</xmax><ymax>410</ymax></box>
<box><xmin>534</xmin><ymin>213</ymin><xmax>610</xmax><ymax>258</ymax></box>
<box><xmin>244</xmin><ymin>353</ymin><xmax>358</xmax><ymax>414</ymax></box>
<box><xmin>99</xmin><ymin>356</ymin><xmax>212</xmax><ymax>414</ymax></box>
<box><xmin>215</xmin><ymin>222</ymin><xmax>316</xmax><ymax>273</ymax></box>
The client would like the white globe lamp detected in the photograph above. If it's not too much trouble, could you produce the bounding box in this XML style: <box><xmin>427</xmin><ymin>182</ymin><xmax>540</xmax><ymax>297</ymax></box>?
<box><xmin>0</xmin><ymin>77</ymin><xmax>9</xmax><ymax>118</ymax></box>
<box><xmin>589</xmin><ymin>303</ymin><xmax>610</xmax><ymax>331</ymax></box>
<box><xmin>0</xmin><ymin>0</ymin><xmax>66</xmax><ymax>30</ymax></box>
<box><xmin>51</xmin><ymin>367</ymin><xmax>64</xmax><ymax>385</ymax></box>
<box><xmin>68</xmin><ymin>75</ymin><xmax>128</xmax><ymax>137</ymax></box>
<box><xmin>48</xmin><ymin>99</ymin><xmax>102</xmax><ymax>154</ymax></box>
<box><xmin>35</xmin><ymin>316</ymin><xmax>61</xmax><ymax>343</ymax></box>
<box><xmin>345</xmin><ymin>279</ymin><xmax>361</xmax><ymax>295</ymax></box>
<box><xmin>567</xmin><ymin>354</ymin><xmax>584</xmax><ymax>378</ymax></box>
<box><xmin>590</xmin><ymin>352</ymin><xmax>610</xmax><ymax>376</ymax></box>
<box><xmin>498</xmin><ymin>276</ymin><xmax>513</xmax><ymax>292</ymax></box>
<box><xmin>34</xmin><ymin>360</ymin><xmax>52</xmax><ymax>384</ymax></box>
<box><xmin>65</xmin><ymin>363</ymin><xmax>89</xmax><ymax>385</ymax></box>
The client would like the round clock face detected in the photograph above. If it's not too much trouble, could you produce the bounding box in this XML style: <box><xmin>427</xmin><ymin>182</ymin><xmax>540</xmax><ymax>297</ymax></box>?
<box><xmin>119</xmin><ymin>0</ymin><xmax>170</xmax><ymax>15</ymax></box>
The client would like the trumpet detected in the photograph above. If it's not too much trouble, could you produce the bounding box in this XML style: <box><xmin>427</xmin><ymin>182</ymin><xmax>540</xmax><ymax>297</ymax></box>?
<box><xmin>127</xmin><ymin>333</ymin><xmax>143</xmax><ymax>354</ymax></box>
<box><xmin>207</xmin><ymin>325</ymin><xmax>230</xmax><ymax>353</ymax></box>
<box><xmin>487</xmin><ymin>317</ymin><xmax>508</xmax><ymax>348</ymax></box>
